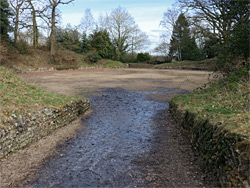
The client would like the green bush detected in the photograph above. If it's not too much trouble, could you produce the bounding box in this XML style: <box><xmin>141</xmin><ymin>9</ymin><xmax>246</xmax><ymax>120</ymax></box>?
<box><xmin>137</xmin><ymin>53</ymin><xmax>151</xmax><ymax>62</ymax></box>
<box><xmin>121</xmin><ymin>53</ymin><xmax>137</xmax><ymax>63</ymax></box>
<box><xmin>86</xmin><ymin>51</ymin><xmax>102</xmax><ymax>63</ymax></box>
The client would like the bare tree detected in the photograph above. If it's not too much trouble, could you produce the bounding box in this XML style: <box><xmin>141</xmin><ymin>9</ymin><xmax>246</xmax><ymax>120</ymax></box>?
<box><xmin>129</xmin><ymin>26</ymin><xmax>149</xmax><ymax>55</ymax></box>
<box><xmin>154</xmin><ymin>34</ymin><xmax>170</xmax><ymax>61</ymax></box>
<box><xmin>155</xmin><ymin>8</ymin><xmax>180</xmax><ymax>60</ymax></box>
<box><xmin>177</xmin><ymin>0</ymin><xmax>246</xmax><ymax>45</ymax></box>
<box><xmin>160</xmin><ymin>8</ymin><xmax>180</xmax><ymax>32</ymax></box>
<box><xmin>25</xmin><ymin>0</ymin><xmax>46</xmax><ymax>48</ymax></box>
<box><xmin>97</xmin><ymin>13</ymin><xmax>109</xmax><ymax>31</ymax></box>
<box><xmin>9</xmin><ymin>0</ymin><xmax>26</xmax><ymax>46</ymax></box>
<box><xmin>106</xmin><ymin>7</ymin><xmax>135</xmax><ymax>60</ymax></box>
<box><xmin>47</xmin><ymin>0</ymin><xmax>74</xmax><ymax>56</ymax></box>
<box><xmin>106</xmin><ymin>7</ymin><xmax>148</xmax><ymax>60</ymax></box>
<box><xmin>27</xmin><ymin>0</ymin><xmax>52</xmax><ymax>48</ymax></box>
<box><xmin>154</xmin><ymin>42</ymin><xmax>169</xmax><ymax>59</ymax></box>
<box><xmin>27</xmin><ymin>0</ymin><xmax>38</xmax><ymax>47</ymax></box>
<box><xmin>80</xmin><ymin>8</ymin><xmax>95</xmax><ymax>36</ymax></box>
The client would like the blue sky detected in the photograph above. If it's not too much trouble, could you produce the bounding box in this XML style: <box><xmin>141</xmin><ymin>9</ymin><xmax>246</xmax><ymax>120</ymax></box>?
<box><xmin>58</xmin><ymin>0</ymin><xmax>175</xmax><ymax>52</ymax></box>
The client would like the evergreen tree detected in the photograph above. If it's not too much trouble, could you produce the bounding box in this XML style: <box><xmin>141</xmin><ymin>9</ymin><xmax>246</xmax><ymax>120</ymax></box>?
<box><xmin>56</xmin><ymin>25</ymin><xmax>82</xmax><ymax>53</ymax></box>
<box><xmin>182</xmin><ymin>37</ymin><xmax>201</xmax><ymax>61</ymax></box>
<box><xmin>89</xmin><ymin>30</ymin><xmax>114</xmax><ymax>59</ymax></box>
<box><xmin>169</xmin><ymin>13</ymin><xmax>200</xmax><ymax>61</ymax></box>
<box><xmin>81</xmin><ymin>33</ymin><xmax>91</xmax><ymax>53</ymax></box>
<box><xmin>0</xmin><ymin>0</ymin><xmax>13</xmax><ymax>41</ymax></box>
<box><xmin>203</xmin><ymin>33</ymin><xmax>220</xmax><ymax>59</ymax></box>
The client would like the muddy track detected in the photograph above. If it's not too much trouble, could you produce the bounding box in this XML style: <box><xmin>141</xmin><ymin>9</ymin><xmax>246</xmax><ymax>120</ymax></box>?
<box><xmin>0</xmin><ymin>69</ymin><xmax>218</xmax><ymax>187</ymax></box>
<box><xmin>23</xmin><ymin>88</ymin><xmax>218</xmax><ymax>187</ymax></box>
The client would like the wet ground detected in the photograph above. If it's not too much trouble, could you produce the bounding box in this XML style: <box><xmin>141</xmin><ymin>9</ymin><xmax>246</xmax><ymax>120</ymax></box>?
<box><xmin>24</xmin><ymin>88</ymin><xmax>217</xmax><ymax>187</ymax></box>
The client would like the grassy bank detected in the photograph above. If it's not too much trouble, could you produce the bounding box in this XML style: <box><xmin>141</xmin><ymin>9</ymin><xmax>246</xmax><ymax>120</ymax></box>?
<box><xmin>1</xmin><ymin>49</ymin><xmax>126</xmax><ymax>71</ymax></box>
<box><xmin>155</xmin><ymin>58</ymin><xmax>217</xmax><ymax>71</ymax></box>
<box><xmin>170</xmin><ymin>73</ymin><xmax>250</xmax><ymax>186</ymax></box>
<box><xmin>2</xmin><ymin>47</ymin><xmax>218</xmax><ymax>71</ymax></box>
<box><xmin>0</xmin><ymin>66</ymin><xmax>85</xmax><ymax>127</ymax></box>
<box><xmin>172</xmin><ymin>76</ymin><xmax>249</xmax><ymax>138</ymax></box>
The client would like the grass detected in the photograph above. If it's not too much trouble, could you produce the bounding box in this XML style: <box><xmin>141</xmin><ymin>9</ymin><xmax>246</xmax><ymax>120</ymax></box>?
<box><xmin>78</xmin><ymin>59</ymin><xmax>127</xmax><ymax>68</ymax></box>
<box><xmin>97</xmin><ymin>59</ymin><xmax>126</xmax><ymax>68</ymax></box>
<box><xmin>0</xmin><ymin>66</ymin><xmax>84</xmax><ymax>126</ymax></box>
<box><xmin>155</xmin><ymin>58</ymin><xmax>217</xmax><ymax>71</ymax></box>
<box><xmin>172</xmin><ymin>74</ymin><xmax>250</xmax><ymax>139</ymax></box>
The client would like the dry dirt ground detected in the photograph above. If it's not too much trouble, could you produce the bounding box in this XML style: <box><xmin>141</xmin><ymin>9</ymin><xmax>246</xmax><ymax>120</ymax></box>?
<box><xmin>0</xmin><ymin>68</ymin><xmax>218</xmax><ymax>187</ymax></box>
<box><xmin>18</xmin><ymin>68</ymin><xmax>213</xmax><ymax>97</ymax></box>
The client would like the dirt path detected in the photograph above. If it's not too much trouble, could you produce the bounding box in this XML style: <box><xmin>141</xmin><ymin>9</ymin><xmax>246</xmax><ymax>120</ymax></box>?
<box><xmin>1</xmin><ymin>68</ymin><xmax>218</xmax><ymax>187</ymax></box>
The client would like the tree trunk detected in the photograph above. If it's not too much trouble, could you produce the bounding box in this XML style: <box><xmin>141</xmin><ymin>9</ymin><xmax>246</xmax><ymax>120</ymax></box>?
<box><xmin>14</xmin><ymin>10</ymin><xmax>19</xmax><ymax>46</ymax></box>
<box><xmin>131</xmin><ymin>38</ymin><xmax>134</xmax><ymax>56</ymax></box>
<box><xmin>32</xmin><ymin>11</ymin><xmax>38</xmax><ymax>48</ymax></box>
<box><xmin>29</xmin><ymin>0</ymin><xmax>38</xmax><ymax>48</ymax></box>
<box><xmin>11</xmin><ymin>0</ymin><xmax>25</xmax><ymax>47</ymax></box>
<box><xmin>117</xmin><ymin>27</ymin><xmax>121</xmax><ymax>60</ymax></box>
<box><xmin>178</xmin><ymin>45</ymin><xmax>182</xmax><ymax>61</ymax></box>
<box><xmin>50</xmin><ymin>5</ymin><xmax>56</xmax><ymax>56</ymax></box>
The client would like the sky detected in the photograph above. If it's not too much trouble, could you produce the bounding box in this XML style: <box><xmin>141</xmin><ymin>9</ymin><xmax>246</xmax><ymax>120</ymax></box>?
<box><xmin>58</xmin><ymin>0</ymin><xmax>176</xmax><ymax>52</ymax></box>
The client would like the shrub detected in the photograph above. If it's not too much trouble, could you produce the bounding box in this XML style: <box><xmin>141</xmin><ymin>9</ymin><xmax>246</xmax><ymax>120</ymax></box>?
<box><xmin>137</xmin><ymin>53</ymin><xmax>151</xmax><ymax>62</ymax></box>
<box><xmin>121</xmin><ymin>53</ymin><xmax>137</xmax><ymax>63</ymax></box>
<box><xmin>86</xmin><ymin>51</ymin><xmax>102</xmax><ymax>63</ymax></box>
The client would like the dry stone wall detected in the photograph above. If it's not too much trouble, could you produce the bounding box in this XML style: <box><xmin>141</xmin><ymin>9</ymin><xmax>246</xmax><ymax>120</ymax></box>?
<box><xmin>0</xmin><ymin>100</ymin><xmax>90</xmax><ymax>159</ymax></box>
<box><xmin>169</xmin><ymin>100</ymin><xmax>250</xmax><ymax>187</ymax></box>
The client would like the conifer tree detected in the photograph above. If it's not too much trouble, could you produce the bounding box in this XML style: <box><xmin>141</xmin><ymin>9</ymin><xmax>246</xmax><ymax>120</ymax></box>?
<box><xmin>0</xmin><ymin>0</ymin><xmax>13</xmax><ymax>41</ymax></box>
<box><xmin>89</xmin><ymin>29</ymin><xmax>114</xmax><ymax>59</ymax></box>
<box><xmin>169</xmin><ymin>13</ymin><xmax>200</xmax><ymax>61</ymax></box>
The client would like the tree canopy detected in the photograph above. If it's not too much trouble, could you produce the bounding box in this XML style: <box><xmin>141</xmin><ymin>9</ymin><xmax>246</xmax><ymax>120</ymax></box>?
<box><xmin>178</xmin><ymin>0</ymin><xmax>250</xmax><ymax>72</ymax></box>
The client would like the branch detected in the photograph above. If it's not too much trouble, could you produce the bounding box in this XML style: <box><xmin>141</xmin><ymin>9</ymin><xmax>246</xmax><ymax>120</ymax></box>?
<box><xmin>59</xmin><ymin>0</ymin><xmax>74</xmax><ymax>5</ymax></box>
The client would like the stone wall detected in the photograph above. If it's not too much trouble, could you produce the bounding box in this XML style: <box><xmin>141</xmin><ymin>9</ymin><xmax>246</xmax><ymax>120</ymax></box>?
<box><xmin>11</xmin><ymin>65</ymin><xmax>129</xmax><ymax>74</ymax></box>
<box><xmin>169</xmin><ymin>100</ymin><xmax>250</xmax><ymax>187</ymax></box>
<box><xmin>156</xmin><ymin>66</ymin><xmax>214</xmax><ymax>71</ymax></box>
<box><xmin>12</xmin><ymin>66</ymin><xmax>56</xmax><ymax>73</ymax></box>
<box><xmin>0</xmin><ymin>100</ymin><xmax>90</xmax><ymax>159</ymax></box>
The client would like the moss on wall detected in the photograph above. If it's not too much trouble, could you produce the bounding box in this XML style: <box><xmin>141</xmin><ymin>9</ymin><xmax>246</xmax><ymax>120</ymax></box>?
<box><xmin>0</xmin><ymin>100</ymin><xmax>90</xmax><ymax>159</ymax></box>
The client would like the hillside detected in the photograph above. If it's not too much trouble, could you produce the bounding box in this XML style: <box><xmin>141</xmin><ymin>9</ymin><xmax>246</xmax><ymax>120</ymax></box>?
<box><xmin>1</xmin><ymin>48</ymin><xmax>127</xmax><ymax>72</ymax></box>
<box><xmin>0</xmin><ymin>66</ymin><xmax>85</xmax><ymax>127</ymax></box>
